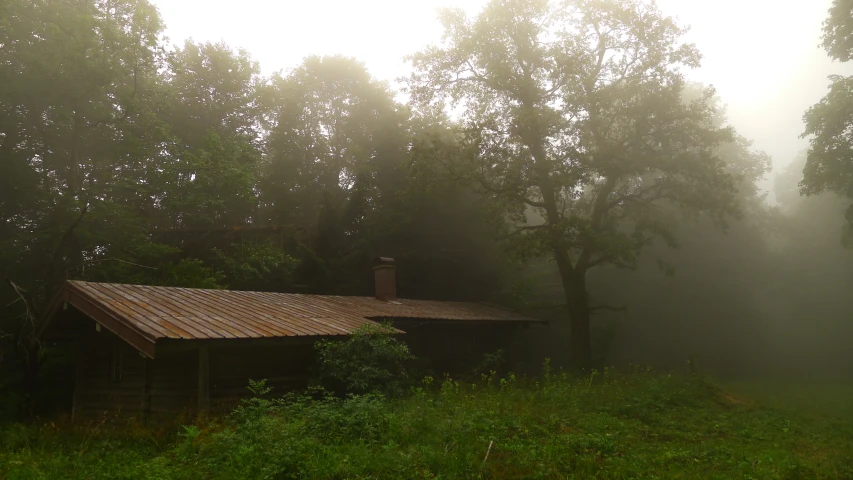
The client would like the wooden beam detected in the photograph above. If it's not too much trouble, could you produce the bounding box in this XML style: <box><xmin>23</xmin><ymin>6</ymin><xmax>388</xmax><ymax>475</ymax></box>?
<box><xmin>71</xmin><ymin>341</ymin><xmax>85</xmax><ymax>423</ymax></box>
<box><xmin>156</xmin><ymin>336</ymin><xmax>319</xmax><ymax>353</ymax></box>
<box><xmin>63</xmin><ymin>286</ymin><xmax>157</xmax><ymax>358</ymax></box>
<box><xmin>198</xmin><ymin>346</ymin><xmax>210</xmax><ymax>416</ymax></box>
<box><xmin>141</xmin><ymin>358</ymin><xmax>151</xmax><ymax>425</ymax></box>
<box><xmin>150</xmin><ymin>224</ymin><xmax>294</xmax><ymax>234</ymax></box>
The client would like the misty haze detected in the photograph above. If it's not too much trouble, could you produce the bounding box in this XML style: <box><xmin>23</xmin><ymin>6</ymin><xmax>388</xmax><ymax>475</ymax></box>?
<box><xmin>1</xmin><ymin>0</ymin><xmax>852</xmax><ymax>478</ymax></box>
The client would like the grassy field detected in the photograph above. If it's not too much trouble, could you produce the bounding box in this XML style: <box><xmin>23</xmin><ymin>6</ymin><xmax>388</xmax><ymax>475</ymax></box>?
<box><xmin>1</xmin><ymin>369</ymin><xmax>851</xmax><ymax>479</ymax></box>
<box><xmin>725</xmin><ymin>379</ymin><xmax>853</xmax><ymax>420</ymax></box>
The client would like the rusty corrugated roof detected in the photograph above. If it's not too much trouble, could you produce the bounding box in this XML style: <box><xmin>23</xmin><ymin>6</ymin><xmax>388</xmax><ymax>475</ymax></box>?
<box><xmin>46</xmin><ymin>281</ymin><xmax>542</xmax><ymax>357</ymax></box>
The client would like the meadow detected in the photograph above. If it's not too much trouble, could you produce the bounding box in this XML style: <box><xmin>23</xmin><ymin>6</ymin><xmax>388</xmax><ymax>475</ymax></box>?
<box><xmin>2</xmin><ymin>367</ymin><xmax>851</xmax><ymax>479</ymax></box>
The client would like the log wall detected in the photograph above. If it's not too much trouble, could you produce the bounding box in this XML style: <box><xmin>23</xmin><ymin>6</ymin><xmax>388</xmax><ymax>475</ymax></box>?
<box><xmin>148</xmin><ymin>348</ymin><xmax>198</xmax><ymax>424</ymax></box>
<box><xmin>397</xmin><ymin>322</ymin><xmax>517</xmax><ymax>375</ymax></box>
<box><xmin>208</xmin><ymin>342</ymin><xmax>314</xmax><ymax>413</ymax></box>
<box><xmin>73</xmin><ymin>332</ymin><xmax>315</xmax><ymax>423</ymax></box>
<box><xmin>72</xmin><ymin>323</ymin><xmax>519</xmax><ymax>423</ymax></box>
<box><xmin>72</xmin><ymin>330</ymin><xmax>147</xmax><ymax>422</ymax></box>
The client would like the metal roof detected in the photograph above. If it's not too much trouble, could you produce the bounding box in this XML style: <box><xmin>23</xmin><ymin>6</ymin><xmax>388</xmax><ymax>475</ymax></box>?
<box><xmin>42</xmin><ymin>281</ymin><xmax>543</xmax><ymax>358</ymax></box>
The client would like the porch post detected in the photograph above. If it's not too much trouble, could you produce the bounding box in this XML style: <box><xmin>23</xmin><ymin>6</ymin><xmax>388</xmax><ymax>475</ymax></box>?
<box><xmin>71</xmin><ymin>342</ymin><xmax>85</xmax><ymax>422</ymax></box>
<box><xmin>198</xmin><ymin>346</ymin><xmax>210</xmax><ymax>416</ymax></box>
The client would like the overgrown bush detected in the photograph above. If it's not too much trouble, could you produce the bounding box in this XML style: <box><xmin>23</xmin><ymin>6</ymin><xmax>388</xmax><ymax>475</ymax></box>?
<box><xmin>313</xmin><ymin>322</ymin><xmax>415</xmax><ymax>396</ymax></box>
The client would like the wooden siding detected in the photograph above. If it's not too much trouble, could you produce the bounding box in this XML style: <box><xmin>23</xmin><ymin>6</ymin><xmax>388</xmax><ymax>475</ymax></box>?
<box><xmin>148</xmin><ymin>349</ymin><xmax>198</xmax><ymax>423</ymax></box>
<box><xmin>208</xmin><ymin>342</ymin><xmax>314</xmax><ymax>414</ymax></box>
<box><xmin>72</xmin><ymin>333</ymin><xmax>316</xmax><ymax>423</ymax></box>
<box><xmin>398</xmin><ymin>322</ymin><xmax>517</xmax><ymax>375</ymax></box>
<box><xmin>72</xmin><ymin>331</ymin><xmax>146</xmax><ymax>422</ymax></box>
<box><xmin>71</xmin><ymin>323</ymin><xmax>520</xmax><ymax>423</ymax></box>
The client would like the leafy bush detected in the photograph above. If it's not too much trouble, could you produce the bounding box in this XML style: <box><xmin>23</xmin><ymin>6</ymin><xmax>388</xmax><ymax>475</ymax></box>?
<box><xmin>313</xmin><ymin>322</ymin><xmax>415</xmax><ymax>396</ymax></box>
<box><xmin>471</xmin><ymin>349</ymin><xmax>507</xmax><ymax>378</ymax></box>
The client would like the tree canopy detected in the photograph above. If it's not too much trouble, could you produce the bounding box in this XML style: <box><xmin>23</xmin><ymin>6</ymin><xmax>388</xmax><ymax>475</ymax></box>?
<box><xmin>801</xmin><ymin>0</ymin><xmax>853</xmax><ymax>231</ymax></box>
<box><xmin>406</xmin><ymin>0</ymin><xmax>760</xmax><ymax>367</ymax></box>
<box><xmin>2</xmin><ymin>0</ymin><xmax>851</xmax><ymax>418</ymax></box>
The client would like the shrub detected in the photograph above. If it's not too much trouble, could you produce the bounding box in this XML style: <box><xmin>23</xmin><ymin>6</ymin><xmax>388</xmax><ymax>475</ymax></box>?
<box><xmin>471</xmin><ymin>349</ymin><xmax>507</xmax><ymax>379</ymax></box>
<box><xmin>314</xmin><ymin>322</ymin><xmax>415</xmax><ymax>396</ymax></box>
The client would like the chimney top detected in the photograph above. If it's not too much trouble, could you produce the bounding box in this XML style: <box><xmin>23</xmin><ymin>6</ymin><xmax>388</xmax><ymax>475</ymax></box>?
<box><xmin>373</xmin><ymin>257</ymin><xmax>395</xmax><ymax>267</ymax></box>
<box><xmin>373</xmin><ymin>257</ymin><xmax>396</xmax><ymax>301</ymax></box>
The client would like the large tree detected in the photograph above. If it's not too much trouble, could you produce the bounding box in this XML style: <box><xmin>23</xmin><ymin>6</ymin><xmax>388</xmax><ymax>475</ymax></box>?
<box><xmin>0</xmin><ymin>0</ymin><xmax>168</xmax><ymax>414</ymax></box>
<box><xmin>801</xmin><ymin>0</ymin><xmax>853</xmax><ymax>230</ymax></box>
<box><xmin>407</xmin><ymin>0</ymin><xmax>742</xmax><ymax>368</ymax></box>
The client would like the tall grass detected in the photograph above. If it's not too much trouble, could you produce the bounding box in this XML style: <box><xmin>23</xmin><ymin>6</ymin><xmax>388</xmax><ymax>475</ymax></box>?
<box><xmin>2</xmin><ymin>367</ymin><xmax>852</xmax><ymax>479</ymax></box>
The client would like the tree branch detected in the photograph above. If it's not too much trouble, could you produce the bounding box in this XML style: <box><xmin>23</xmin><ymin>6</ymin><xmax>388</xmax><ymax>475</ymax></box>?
<box><xmin>5</xmin><ymin>279</ymin><xmax>40</xmax><ymax>351</ymax></box>
<box><xmin>515</xmin><ymin>225</ymin><xmax>547</xmax><ymax>231</ymax></box>
<box><xmin>589</xmin><ymin>304</ymin><xmax>627</xmax><ymax>315</ymax></box>
<box><xmin>64</xmin><ymin>257</ymin><xmax>158</xmax><ymax>275</ymax></box>
<box><xmin>46</xmin><ymin>203</ymin><xmax>89</xmax><ymax>285</ymax></box>
<box><xmin>576</xmin><ymin>176</ymin><xmax>618</xmax><ymax>270</ymax></box>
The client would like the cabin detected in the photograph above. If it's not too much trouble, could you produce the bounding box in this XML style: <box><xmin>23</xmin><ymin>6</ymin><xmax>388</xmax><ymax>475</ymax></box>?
<box><xmin>37</xmin><ymin>258</ymin><xmax>543</xmax><ymax>423</ymax></box>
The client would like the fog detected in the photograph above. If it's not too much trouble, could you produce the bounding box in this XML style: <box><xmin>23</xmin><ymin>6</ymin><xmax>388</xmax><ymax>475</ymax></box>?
<box><xmin>143</xmin><ymin>0</ymin><xmax>853</xmax><ymax>379</ymax></box>
<box><xmin>152</xmin><ymin>0</ymin><xmax>852</xmax><ymax>200</ymax></box>
<box><xmin>3</xmin><ymin>0</ymin><xmax>853</xmax><ymax>409</ymax></box>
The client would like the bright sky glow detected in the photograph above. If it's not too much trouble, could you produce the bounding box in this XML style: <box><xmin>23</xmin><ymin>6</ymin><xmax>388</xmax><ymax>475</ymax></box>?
<box><xmin>152</xmin><ymin>0</ymin><xmax>852</xmax><ymax>197</ymax></box>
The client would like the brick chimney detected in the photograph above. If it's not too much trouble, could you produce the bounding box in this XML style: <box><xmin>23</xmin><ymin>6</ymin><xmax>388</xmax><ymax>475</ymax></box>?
<box><xmin>373</xmin><ymin>257</ymin><xmax>396</xmax><ymax>301</ymax></box>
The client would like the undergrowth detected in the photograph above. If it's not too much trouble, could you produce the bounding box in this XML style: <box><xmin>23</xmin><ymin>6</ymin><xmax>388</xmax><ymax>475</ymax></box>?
<box><xmin>2</xmin><ymin>367</ymin><xmax>852</xmax><ymax>479</ymax></box>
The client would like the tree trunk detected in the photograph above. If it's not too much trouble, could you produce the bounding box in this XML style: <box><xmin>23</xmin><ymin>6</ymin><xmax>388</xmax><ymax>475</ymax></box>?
<box><xmin>519</xmin><ymin>104</ymin><xmax>595</xmax><ymax>370</ymax></box>
<box><xmin>563</xmin><ymin>270</ymin><xmax>591</xmax><ymax>370</ymax></box>
<box><xmin>526</xmin><ymin>149</ymin><xmax>594</xmax><ymax>369</ymax></box>
<box><xmin>21</xmin><ymin>347</ymin><xmax>40</xmax><ymax>420</ymax></box>
<box><xmin>70</xmin><ymin>108</ymin><xmax>82</xmax><ymax>198</ymax></box>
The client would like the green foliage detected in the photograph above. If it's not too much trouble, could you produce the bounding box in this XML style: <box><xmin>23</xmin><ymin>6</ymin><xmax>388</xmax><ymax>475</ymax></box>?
<box><xmin>314</xmin><ymin>323</ymin><xmax>415</xmax><ymax>396</ymax></box>
<box><xmin>406</xmin><ymin>0</ymin><xmax>756</xmax><ymax>367</ymax></box>
<box><xmin>821</xmin><ymin>0</ymin><xmax>853</xmax><ymax>62</ymax></box>
<box><xmin>2</xmin><ymin>373</ymin><xmax>853</xmax><ymax>479</ymax></box>
<box><xmin>801</xmin><ymin>0</ymin><xmax>853</xmax><ymax>234</ymax></box>
<box><xmin>471</xmin><ymin>349</ymin><xmax>507</xmax><ymax>378</ymax></box>
<box><xmin>801</xmin><ymin>75</ymin><xmax>853</xmax><ymax>201</ymax></box>
<box><xmin>0</xmin><ymin>0</ymin><xmax>524</xmax><ymax>418</ymax></box>
<box><xmin>158</xmin><ymin>259</ymin><xmax>225</xmax><ymax>289</ymax></box>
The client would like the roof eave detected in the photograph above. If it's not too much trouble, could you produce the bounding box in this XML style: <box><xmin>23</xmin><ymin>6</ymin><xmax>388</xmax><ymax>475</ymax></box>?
<box><xmin>38</xmin><ymin>281</ymin><xmax>157</xmax><ymax>358</ymax></box>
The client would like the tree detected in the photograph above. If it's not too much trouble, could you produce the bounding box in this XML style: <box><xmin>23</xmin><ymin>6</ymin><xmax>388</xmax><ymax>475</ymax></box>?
<box><xmin>261</xmin><ymin>56</ymin><xmax>411</xmax><ymax>293</ymax></box>
<box><xmin>820</xmin><ymin>0</ymin><xmax>853</xmax><ymax>63</ymax></box>
<box><xmin>0</xmin><ymin>0</ymin><xmax>167</xmax><ymax>415</ymax></box>
<box><xmin>407</xmin><ymin>0</ymin><xmax>741</xmax><ymax>368</ymax></box>
<box><xmin>800</xmin><ymin>0</ymin><xmax>853</xmax><ymax>231</ymax></box>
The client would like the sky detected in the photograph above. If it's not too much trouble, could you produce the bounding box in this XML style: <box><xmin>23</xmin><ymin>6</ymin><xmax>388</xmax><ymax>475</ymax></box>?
<box><xmin>151</xmin><ymin>0</ymin><xmax>851</xmax><ymax>200</ymax></box>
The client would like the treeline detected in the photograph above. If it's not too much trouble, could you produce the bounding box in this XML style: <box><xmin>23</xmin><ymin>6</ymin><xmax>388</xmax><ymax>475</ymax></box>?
<box><xmin>0</xmin><ymin>0</ymin><xmax>521</xmax><ymax>415</ymax></box>
<box><xmin>2</xmin><ymin>0</ymin><xmax>853</xmax><ymax>415</ymax></box>
<box><xmin>0</xmin><ymin>1</ymin><xmax>519</xmax><ymax>301</ymax></box>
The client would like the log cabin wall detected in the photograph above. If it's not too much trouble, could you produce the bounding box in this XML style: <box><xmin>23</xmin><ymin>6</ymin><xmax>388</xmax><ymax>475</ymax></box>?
<box><xmin>72</xmin><ymin>330</ymin><xmax>147</xmax><ymax>422</ymax></box>
<box><xmin>147</xmin><ymin>349</ymin><xmax>198</xmax><ymax>424</ymax></box>
<box><xmin>207</xmin><ymin>341</ymin><xmax>315</xmax><ymax>414</ymax></box>
<box><xmin>72</xmin><ymin>336</ymin><xmax>318</xmax><ymax>423</ymax></box>
<box><xmin>396</xmin><ymin>322</ymin><xmax>517</xmax><ymax>375</ymax></box>
<box><xmin>70</xmin><ymin>324</ymin><xmax>520</xmax><ymax>423</ymax></box>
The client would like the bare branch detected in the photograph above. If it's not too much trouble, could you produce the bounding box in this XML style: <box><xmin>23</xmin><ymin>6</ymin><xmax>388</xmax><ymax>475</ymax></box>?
<box><xmin>4</xmin><ymin>279</ymin><xmax>40</xmax><ymax>352</ymax></box>
<box><xmin>589</xmin><ymin>304</ymin><xmax>627</xmax><ymax>315</ymax></box>
<box><xmin>585</xmin><ymin>254</ymin><xmax>616</xmax><ymax>269</ymax></box>
<box><xmin>64</xmin><ymin>257</ymin><xmax>157</xmax><ymax>275</ymax></box>
<box><xmin>515</xmin><ymin>225</ymin><xmax>547</xmax><ymax>232</ymax></box>
<box><xmin>608</xmin><ymin>184</ymin><xmax>672</xmax><ymax>214</ymax></box>
<box><xmin>527</xmin><ymin>303</ymin><xmax>568</xmax><ymax>311</ymax></box>
<box><xmin>576</xmin><ymin>176</ymin><xmax>618</xmax><ymax>270</ymax></box>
